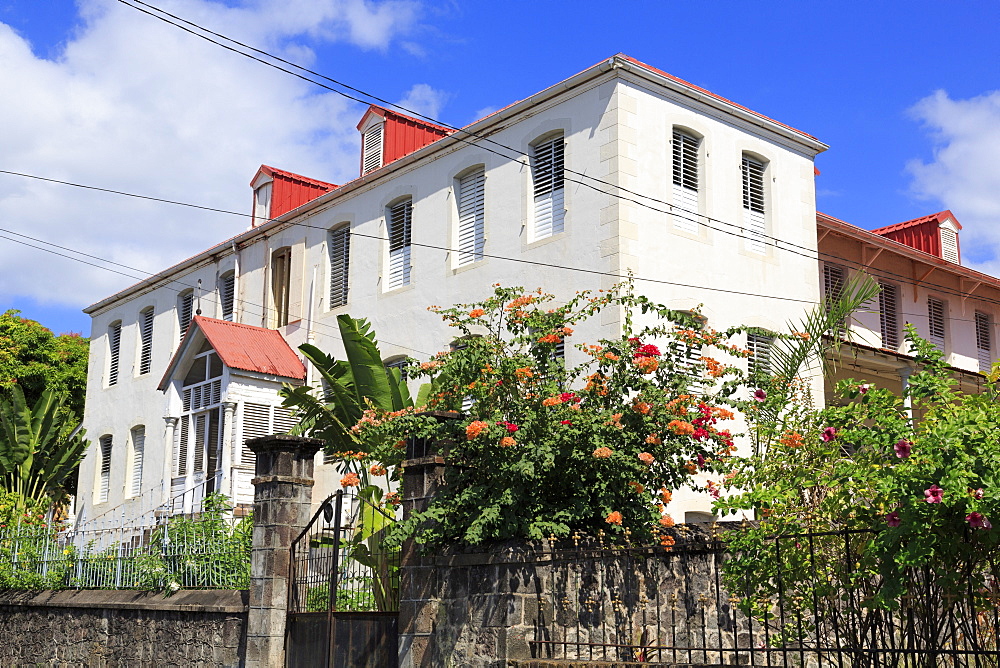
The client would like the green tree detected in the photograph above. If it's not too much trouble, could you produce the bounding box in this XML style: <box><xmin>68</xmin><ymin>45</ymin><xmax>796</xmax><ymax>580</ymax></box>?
<box><xmin>0</xmin><ymin>385</ymin><xmax>89</xmax><ymax>515</ymax></box>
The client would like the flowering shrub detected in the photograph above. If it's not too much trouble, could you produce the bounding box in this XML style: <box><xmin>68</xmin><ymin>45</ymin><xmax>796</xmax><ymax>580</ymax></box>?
<box><xmin>353</xmin><ymin>283</ymin><xmax>749</xmax><ymax>546</ymax></box>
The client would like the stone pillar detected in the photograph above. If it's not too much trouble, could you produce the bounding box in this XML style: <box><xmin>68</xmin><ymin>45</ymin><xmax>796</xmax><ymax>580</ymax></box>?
<box><xmin>245</xmin><ymin>434</ymin><xmax>324</xmax><ymax>668</ymax></box>
<box><xmin>398</xmin><ymin>412</ymin><xmax>459</xmax><ymax>668</ymax></box>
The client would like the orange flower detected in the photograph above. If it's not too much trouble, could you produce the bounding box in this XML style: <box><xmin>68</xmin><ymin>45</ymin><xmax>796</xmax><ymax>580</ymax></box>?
<box><xmin>593</xmin><ymin>446</ymin><xmax>614</xmax><ymax>459</ymax></box>
<box><xmin>384</xmin><ymin>492</ymin><xmax>400</xmax><ymax>506</ymax></box>
<box><xmin>466</xmin><ymin>420</ymin><xmax>490</xmax><ymax>439</ymax></box>
<box><xmin>420</xmin><ymin>361</ymin><xmax>442</xmax><ymax>371</ymax></box>
<box><xmin>684</xmin><ymin>461</ymin><xmax>698</xmax><ymax>474</ymax></box>
<box><xmin>542</xmin><ymin>396</ymin><xmax>562</xmax><ymax>407</ymax></box>
<box><xmin>515</xmin><ymin>367</ymin><xmax>534</xmax><ymax>381</ymax></box>
<box><xmin>701</xmin><ymin>356</ymin><xmax>726</xmax><ymax>378</ymax></box>
<box><xmin>606</xmin><ymin>511</ymin><xmax>623</xmax><ymax>526</ymax></box>
<box><xmin>561</xmin><ymin>327</ymin><xmax>574</xmax><ymax>336</ymax></box>
<box><xmin>538</xmin><ymin>333</ymin><xmax>562</xmax><ymax>344</ymax></box>
<box><xmin>645</xmin><ymin>434</ymin><xmax>662</xmax><ymax>446</ymax></box>
<box><xmin>369</xmin><ymin>464</ymin><xmax>387</xmax><ymax>476</ymax></box>
<box><xmin>500</xmin><ymin>436</ymin><xmax>517</xmax><ymax>447</ymax></box>
<box><xmin>792</xmin><ymin>331</ymin><xmax>810</xmax><ymax>340</ymax></box>
<box><xmin>660</xmin><ymin>489</ymin><xmax>673</xmax><ymax>504</ymax></box>
<box><xmin>629</xmin><ymin>482</ymin><xmax>645</xmax><ymax>494</ymax></box>
<box><xmin>633</xmin><ymin>401</ymin><xmax>652</xmax><ymax>415</ymax></box>
<box><xmin>712</xmin><ymin>407</ymin><xmax>735</xmax><ymax>420</ymax></box>
<box><xmin>660</xmin><ymin>534</ymin><xmax>676</xmax><ymax>550</ymax></box>
<box><xmin>638</xmin><ymin>452</ymin><xmax>656</xmax><ymax>465</ymax></box>
<box><xmin>340</xmin><ymin>472</ymin><xmax>361</xmax><ymax>488</ymax></box>
<box><xmin>779</xmin><ymin>431</ymin><xmax>804</xmax><ymax>448</ymax></box>
<box><xmin>505</xmin><ymin>295</ymin><xmax>536</xmax><ymax>311</ymax></box>
<box><xmin>634</xmin><ymin>356</ymin><xmax>659</xmax><ymax>373</ymax></box>
<box><xmin>603</xmin><ymin>352</ymin><xmax>620</xmax><ymax>361</ymax></box>
<box><xmin>469</xmin><ymin>308</ymin><xmax>486</xmax><ymax>318</ymax></box>
<box><xmin>659</xmin><ymin>515</ymin><xmax>675</xmax><ymax>528</ymax></box>
<box><xmin>668</xmin><ymin>420</ymin><xmax>695</xmax><ymax>436</ymax></box>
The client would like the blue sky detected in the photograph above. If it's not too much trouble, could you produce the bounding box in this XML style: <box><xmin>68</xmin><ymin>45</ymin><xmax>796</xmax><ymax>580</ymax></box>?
<box><xmin>1</xmin><ymin>0</ymin><xmax>999</xmax><ymax>336</ymax></box>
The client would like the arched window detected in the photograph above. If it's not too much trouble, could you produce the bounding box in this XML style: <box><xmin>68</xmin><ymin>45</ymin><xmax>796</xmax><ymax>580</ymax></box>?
<box><xmin>129</xmin><ymin>426</ymin><xmax>145</xmax><ymax>497</ymax></box>
<box><xmin>138</xmin><ymin>307</ymin><xmax>154</xmax><ymax>375</ymax></box>
<box><xmin>107</xmin><ymin>321</ymin><xmax>122</xmax><ymax>386</ymax></box>
<box><xmin>531</xmin><ymin>133</ymin><xmax>565</xmax><ymax>240</ymax></box>
<box><xmin>97</xmin><ymin>435</ymin><xmax>113</xmax><ymax>504</ymax></box>
<box><xmin>219</xmin><ymin>271</ymin><xmax>236</xmax><ymax>322</ymax></box>
<box><xmin>741</xmin><ymin>153</ymin><xmax>768</xmax><ymax>253</ymax></box>
<box><xmin>178</xmin><ymin>290</ymin><xmax>194</xmax><ymax>338</ymax></box>
<box><xmin>672</xmin><ymin>128</ymin><xmax>701</xmax><ymax>233</ymax></box>
<box><xmin>455</xmin><ymin>167</ymin><xmax>485</xmax><ymax>266</ymax></box>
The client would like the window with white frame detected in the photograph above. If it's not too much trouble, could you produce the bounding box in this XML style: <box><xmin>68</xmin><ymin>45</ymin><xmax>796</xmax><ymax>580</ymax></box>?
<box><xmin>240</xmin><ymin>403</ymin><xmax>297</xmax><ymax>469</ymax></box>
<box><xmin>672</xmin><ymin>128</ymin><xmax>700</xmax><ymax>233</ymax></box>
<box><xmin>97</xmin><ymin>435</ymin><xmax>112</xmax><ymax>504</ymax></box>
<box><xmin>387</xmin><ymin>199</ymin><xmax>412</xmax><ymax>290</ymax></box>
<box><xmin>531</xmin><ymin>133</ymin><xmax>565</xmax><ymax>240</ymax></box>
<box><xmin>271</xmin><ymin>246</ymin><xmax>292</xmax><ymax>326</ymax></box>
<box><xmin>941</xmin><ymin>226</ymin><xmax>959</xmax><ymax>264</ymax></box>
<box><xmin>747</xmin><ymin>333</ymin><xmax>774</xmax><ymax>376</ymax></box>
<box><xmin>107</xmin><ymin>321</ymin><xmax>122</xmax><ymax>386</ymax></box>
<box><xmin>138</xmin><ymin>307</ymin><xmax>154</xmax><ymax>375</ymax></box>
<box><xmin>362</xmin><ymin>123</ymin><xmax>384</xmax><ymax>175</ymax></box>
<box><xmin>129</xmin><ymin>426</ymin><xmax>145</xmax><ymax>497</ymax></box>
<box><xmin>878</xmin><ymin>282</ymin><xmax>900</xmax><ymax>350</ymax></box>
<box><xmin>328</xmin><ymin>226</ymin><xmax>350</xmax><ymax>308</ymax></box>
<box><xmin>975</xmin><ymin>311</ymin><xmax>992</xmax><ymax>373</ymax></box>
<box><xmin>178</xmin><ymin>290</ymin><xmax>194</xmax><ymax>339</ymax></box>
<box><xmin>253</xmin><ymin>182</ymin><xmax>272</xmax><ymax>226</ymax></box>
<box><xmin>927</xmin><ymin>297</ymin><xmax>946</xmax><ymax>350</ymax></box>
<box><xmin>174</xmin><ymin>349</ymin><xmax>225</xmax><ymax>480</ymax></box>
<box><xmin>219</xmin><ymin>272</ymin><xmax>235</xmax><ymax>322</ymax></box>
<box><xmin>456</xmin><ymin>167</ymin><xmax>486</xmax><ymax>266</ymax></box>
<box><xmin>741</xmin><ymin>154</ymin><xmax>767</xmax><ymax>253</ymax></box>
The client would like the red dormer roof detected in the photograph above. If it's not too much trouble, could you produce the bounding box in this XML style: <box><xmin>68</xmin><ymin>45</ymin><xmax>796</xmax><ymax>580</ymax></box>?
<box><xmin>871</xmin><ymin>210</ymin><xmax>961</xmax><ymax>261</ymax></box>
<box><xmin>158</xmin><ymin>316</ymin><xmax>305</xmax><ymax>390</ymax></box>
<box><xmin>252</xmin><ymin>165</ymin><xmax>337</xmax><ymax>221</ymax></box>
<box><xmin>357</xmin><ymin>105</ymin><xmax>454</xmax><ymax>172</ymax></box>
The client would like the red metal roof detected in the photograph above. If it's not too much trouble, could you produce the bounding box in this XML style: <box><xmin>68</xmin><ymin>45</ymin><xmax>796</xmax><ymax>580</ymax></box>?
<box><xmin>357</xmin><ymin>105</ymin><xmax>453</xmax><ymax>173</ymax></box>
<box><xmin>870</xmin><ymin>210</ymin><xmax>961</xmax><ymax>261</ymax></box>
<box><xmin>253</xmin><ymin>165</ymin><xmax>338</xmax><ymax>223</ymax></box>
<box><xmin>158</xmin><ymin>316</ymin><xmax>305</xmax><ymax>390</ymax></box>
<box><xmin>870</xmin><ymin>210</ymin><xmax>961</xmax><ymax>235</ymax></box>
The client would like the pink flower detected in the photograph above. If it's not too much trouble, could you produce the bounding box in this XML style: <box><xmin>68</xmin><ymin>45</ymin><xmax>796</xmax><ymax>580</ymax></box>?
<box><xmin>894</xmin><ymin>439</ymin><xmax>912</xmax><ymax>459</ymax></box>
<box><xmin>693</xmin><ymin>428</ymin><xmax>709</xmax><ymax>441</ymax></box>
<box><xmin>559</xmin><ymin>392</ymin><xmax>580</xmax><ymax>404</ymax></box>
<box><xmin>697</xmin><ymin>454</ymin><xmax>706</xmax><ymax>468</ymax></box>
<box><xmin>971</xmin><ymin>488</ymin><xmax>985</xmax><ymax>500</ymax></box>
<box><xmin>753</xmin><ymin>389</ymin><xmax>767</xmax><ymax>402</ymax></box>
<box><xmin>634</xmin><ymin>344</ymin><xmax>661</xmax><ymax>358</ymax></box>
<box><xmin>885</xmin><ymin>510</ymin><xmax>901</xmax><ymax>527</ymax></box>
<box><xmin>924</xmin><ymin>484</ymin><xmax>944</xmax><ymax>504</ymax></box>
<box><xmin>857</xmin><ymin>384</ymin><xmax>870</xmax><ymax>394</ymax></box>
<box><xmin>821</xmin><ymin>427</ymin><xmax>838</xmax><ymax>442</ymax></box>
<box><xmin>638</xmin><ymin>452</ymin><xmax>655</xmax><ymax>465</ymax></box>
<box><xmin>967</xmin><ymin>512</ymin><xmax>992</xmax><ymax>530</ymax></box>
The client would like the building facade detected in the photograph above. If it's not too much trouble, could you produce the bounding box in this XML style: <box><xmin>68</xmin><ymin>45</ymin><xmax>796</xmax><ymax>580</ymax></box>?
<box><xmin>77</xmin><ymin>54</ymin><xmax>869</xmax><ymax>527</ymax></box>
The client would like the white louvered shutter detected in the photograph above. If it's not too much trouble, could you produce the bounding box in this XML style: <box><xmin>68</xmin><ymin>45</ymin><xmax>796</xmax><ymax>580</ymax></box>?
<box><xmin>220</xmin><ymin>274</ymin><xmax>235</xmax><ymax>322</ymax></box>
<box><xmin>747</xmin><ymin>334</ymin><xmax>773</xmax><ymax>376</ymax></box>
<box><xmin>193</xmin><ymin>413</ymin><xmax>207</xmax><ymax>473</ymax></box>
<box><xmin>940</xmin><ymin>227</ymin><xmax>959</xmax><ymax>264</ymax></box>
<box><xmin>98</xmin><ymin>436</ymin><xmax>112</xmax><ymax>503</ymax></box>
<box><xmin>672</xmin><ymin>130</ymin><xmax>699</xmax><ymax>233</ymax></box>
<box><xmin>928</xmin><ymin>297</ymin><xmax>946</xmax><ymax>350</ymax></box>
<box><xmin>139</xmin><ymin>309</ymin><xmax>154</xmax><ymax>375</ymax></box>
<box><xmin>362</xmin><ymin>124</ymin><xmax>383</xmax><ymax>175</ymax></box>
<box><xmin>328</xmin><ymin>227</ymin><xmax>350</xmax><ymax>308</ymax></box>
<box><xmin>241</xmin><ymin>403</ymin><xmax>272</xmax><ymax>469</ymax></box>
<box><xmin>179</xmin><ymin>292</ymin><xmax>194</xmax><ymax>338</ymax></box>
<box><xmin>532</xmin><ymin>136</ymin><xmax>565</xmax><ymax>240</ymax></box>
<box><xmin>457</xmin><ymin>168</ymin><xmax>486</xmax><ymax>266</ymax></box>
<box><xmin>254</xmin><ymin>183</ymin><xmax>272</xmax><ymax>226</ymax></box>
<box><xmin>108</xmin><ymin>323</ymin><xmax>122</xmax><ymax>386</ymax></box>
<box><xmin>175</xmin><ymin>417</ymin><xmax>189</xmax><ymax>477</ymax></box>
<box><xmin>878</xmin><ymin>282</ymin><xmax>900</xmax><ymax>350</ymax></box>
<box><xmin>273</xmin><ymin>406</ymin><xmax>298</xmax><ymax>435</ymax></box>
<box><xmin>130</xmin><ymin>427</ymin><xmax>145</xmax><ymax>497</ymax></box>
<box><xmin>742</xmin><ymin>156</ymin><xmax>766</xmax><ymax>253</ymax></box>
<box><xmin>975</xmin><ymin>311</ymin><xmax>992</xmax><ymax>373</ymax></box>
<box><xmin>387</xmin><ymin>200</ymin><xmax>412</xmax><ymax>290</ymax></box>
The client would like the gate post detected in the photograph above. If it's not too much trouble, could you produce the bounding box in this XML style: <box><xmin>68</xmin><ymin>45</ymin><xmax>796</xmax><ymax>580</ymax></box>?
<box><xmin>245</xmin><ymin>434</ymin><xmax>323</xmax><ymax>668</ymax></box>
<box><xmin>398</xmin><ymin>412</ymin><xmax>460</xmax><ymax>668</ymax></box>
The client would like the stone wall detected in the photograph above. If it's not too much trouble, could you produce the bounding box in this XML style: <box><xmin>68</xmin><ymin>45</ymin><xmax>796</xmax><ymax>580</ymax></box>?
<box><xmin>0</xmin><ymin>589</ymin><xmax>247</xmax><ymax>667</ymax></box>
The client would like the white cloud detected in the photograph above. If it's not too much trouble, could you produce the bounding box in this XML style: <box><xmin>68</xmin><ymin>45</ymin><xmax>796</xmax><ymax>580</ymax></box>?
<box><xmin>907</xmin><ymin>89</ymin><xmax>1000</xmax><ymax>271</ymax></box>
<box><xmin>0</xmin><ymin>0</ymin><xmax>426</xmax><ymax>310</ymax></box>
<box><xmin>395</xmin><ymin>83</ymin><xmax>449</xmax><ymax>120</ymax></box>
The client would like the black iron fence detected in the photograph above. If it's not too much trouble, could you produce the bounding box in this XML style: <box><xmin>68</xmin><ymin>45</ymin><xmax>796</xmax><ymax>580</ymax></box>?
<box><xmin>532</xmin><ymin>525</ymin><xmax>1000</xmax><ymax>667</ymax></box>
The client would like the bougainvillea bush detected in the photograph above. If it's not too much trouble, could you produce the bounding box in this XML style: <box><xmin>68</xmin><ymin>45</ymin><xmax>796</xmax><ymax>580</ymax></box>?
<box><xmin>348</xmin><ymin>283</ymin><xmax>753</xmax><ymax>547</ymax></box>
<box><xmin>717</xmin><ymin>325</ymin><xmax>1000</xmax><ymax>611</ymax></box>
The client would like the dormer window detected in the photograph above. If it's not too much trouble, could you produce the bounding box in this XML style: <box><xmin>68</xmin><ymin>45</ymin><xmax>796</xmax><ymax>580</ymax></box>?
<box><xmin>940</xmin><ymin>223</ymin><xmax>959</xmax><ymax>264</ymax></box>
<box><xmin>253</xmin><ymin>182</ymin><xmax>272</xmax><ymax>226</ymax></box>
<box><xmin>362</xmin><ymin>122</ymin><xmax>384</xmax><ymax>175</ymax></box>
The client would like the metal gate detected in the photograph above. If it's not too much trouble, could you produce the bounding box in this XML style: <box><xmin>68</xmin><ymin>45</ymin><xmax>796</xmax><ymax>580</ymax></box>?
<box><xmin>286</xmin><ymin>490</ymin><xmax>400</xmax><ymax>668</ymax></box>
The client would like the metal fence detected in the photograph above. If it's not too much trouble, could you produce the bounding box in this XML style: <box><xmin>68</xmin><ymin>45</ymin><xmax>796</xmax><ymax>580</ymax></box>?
<box><xmin>0</xmin><ymin>513</ymin><xmax>251</xmax><ymax>591</ymax></box>
<box><xmin>532</xmin><ymin>525</ymin><xmax>1000</xmax><ymax>667</ymax></box>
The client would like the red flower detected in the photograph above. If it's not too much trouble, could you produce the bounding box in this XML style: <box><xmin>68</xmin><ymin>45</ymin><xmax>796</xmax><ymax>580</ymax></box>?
<box><xmin>559</xmin><ymin>392</ymin><xmax>580</xmax><ymax>404</ymax></box>
<box><xmin>821</xmin><ymin>427</ymin><xmax>838</xmax><ymax>442</ymax></box>
<box><xmin>633</xmin><ymin>344</ymin><xmax>661</xmax><ymax>358</ymax></box>
<box><xmin>924</xmin><ymin>484</ymin><xmax>944</xmax><ymax>504</ymax></box>
<box><xmin>560</xmin><ymin>420</ymin><xmax>572</xmax><ymax>425</ymax></box>
<box><xmin>496</xmin><ymin>421</ymin><xmax>519</xmax><ymax>433</ymax></box>
<box><xmin>967</xmin><ymin>512</ymin><xmax>992</xmax><ymax>530</ymax></box>
<box><xmin>885</xmin><ymin>510</ymin><xmax>901</xmax><ymax>527</ymax></box>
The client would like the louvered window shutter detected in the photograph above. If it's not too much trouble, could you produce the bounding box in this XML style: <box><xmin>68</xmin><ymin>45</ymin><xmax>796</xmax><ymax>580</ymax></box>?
<box><xmin>747</xmin><ymin>334</ymin><xmax>773</xmax><ymax>376</ymax></box>
<box><xmin>254</xmin><ymin>183</ymin><xmax>272</xmax><ymax>226</ymax></box>
<box><xmin>878</xmin><ymin>282</ymin><xmax>900</xmax><ymax>350</ymax></box>
<box><xmin>220</xmin><ymin>274</ymin><xmax>235</xmax><ymax>321</ymax></box>
<box><xmin>742</xmin><ymin>156</ymin><xmax>766</xmax><ymax>253</ymax></box>
<box><xmin>99</xmin><ymin>436</ymin><xmax>112</xmax><ymax>503</ymax></box>
<box><xmin>108</xmin><ymin>323</ymin><xmax>122</xmax><ymax>386</ymax></box>
<box><xmin>532</xmin><ymin>135</ymin><xmax>565</xmax><ymax>239</ymax></box>
<box><xmin>928</xmin><ymin>297</ymin><xmax>946</xmax><ymax>350</ymax></box>
<box><xmin>328</xmin><ymin>227</ymin><xmax>350</xmax><ymax>307</ymax></box>
<box><xmin>362</xmin><ymin>124</ymin><xmax>383</xmax><ymax>175</ymax></box>
<box><xmin>193</xmin><ymin>413</ymin><xmax>207</xmax><ymax>473</ymax></box>
<box><xmin>385</xmin><ymin>358</ymin><xmax>408</xmax><ymax>382</ymax></box>
<box><xmin>824</xmin><ymin>264</ymin><xmax>847</xmax><ymax>336</ymax></box>
<box><xmin>273</xmin><ymin>406</ymin><xmax>298</xmax><ymax>435</ymax></box>
<box><xmin>457</xmin><ymin>168</ymin><xmax>486</xmax><ymax>266</ymax></box>
<box><xmin>139</xmin><ymin>309</ymin><xmax>154</xmax><ymax>375</ymax></box>
<box><xmin>130</xmin><ymin>427</ymin><xmax>145</xmax><ymax>497</ymax></box>
<box><xmin>672</xmin><ymin>130</ymin><xmax>699</xmax><ymax>233</ymax></box>
<box><xmin>940</xmin><ymin>227</ymin><xmax>959</xmax><ymax>263</ymax></box>
<box><xmin>175</xmin><ymin>417</ymin><xmax>189</xmax><ymax>477</ymax></box>
<box><xmin>241</xmin><ymin>403</ymin><xmax>272</xmax><ymax>469</ymax></box>
<box><xmin>179</xmin><ymin>292</ymin><xmax>194</xmax><ymax>338</ymax></box>
<box><xmin>975</xmin><ymin>311</ymin><xmax>992</xmax><ymax>372</ymax></box>
<box><xmin>387</xmin><ymin>200</ymin><xmax>412</xmax><ymax>289</ymax></box>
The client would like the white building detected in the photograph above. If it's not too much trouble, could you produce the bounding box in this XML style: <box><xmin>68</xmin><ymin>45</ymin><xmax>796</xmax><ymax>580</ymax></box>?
<box><xmin>77</xmin><ymin>54</ymin><xmax>829</xmax><ymax>527</ymax></box>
